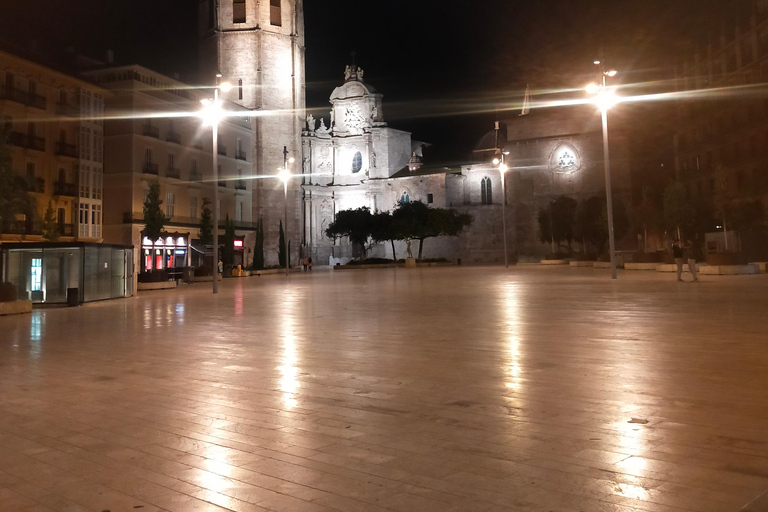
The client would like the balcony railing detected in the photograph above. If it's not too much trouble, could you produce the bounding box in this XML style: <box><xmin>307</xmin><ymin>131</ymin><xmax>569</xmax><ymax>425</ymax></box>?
<box><xmin>193</xmin><ymin>141</ymin><xmax>204</xmax><ymax>151</ymax></box>
<box><xmin>3</xmin><ymin>220</ymin><xmax>42</xmax><ymax>236</ymax></box>
<box><xmin>218</xmin><ymin>180</ymin><xmax>227</xmax><ymax>188</ymax></box>
<box><xmin>189</xmin><ymin>172</ymin><xmax>202</xmax><ymax>182</ymax></box>
<box><xmin>143</xmin><ymin>125</ymin><xmax>160</xmax><ymax>138</ymax></box>
<box><xmin>217</xmin><ymin>144</ymin><xmax>227</xmax><ymax>156</ymax></box>
<box><xmin>235</xmin><ymin>180</ymin><xmax>246</xmax><ymax>190</ymax></box>
<box><xmin>142</xmin><ymin>162</ymin><xmax>159</xmax><ymax>175</ymax></box>
<box><xmin>235</xmin><ymin>150</ymin><xmax>247</xmax><ymax>161</ymax></box>
<box><xmin>166</xmin><ymin>167</ymin><xmax>180</xmax><ymax>179</ymax></box>
<box><xmin>28</xmin><ymin>178</ymin><xmax>45</xmax><ymax>193</ymax></box>
<box><xmin>0</xmin><ymin>86</ymin><xmax>45</xmax><ymax>109</ymax></box>
<box><xmin>55</xmin><ymin>142</ymin><xmax>78</xmax><ymax>158</ymax></box>
<box><xmin>56</xmin><ymin>102</ymin><xmax>78</xmax><ymax>117</ymax></box>
<box><xmin>166</xmin><ymin>132</ymin><xmax>181</xmax><ymax>144</ymax></box>
<box><xmin>59</xmin><ymin>223</ymin><xmax>75</xmax><ymax>237</ymax></box>
<box><xmin>8</xmin><ymin>131</ymin><xmax>26</xmax><ymax>148</ymax></box>
<box><xmin>27</xmin><ymin>136</ymin><xmax>45</xmax><ymax>152</ymax></box>
<box><xmin>9</xmin><ymin>132</ymin><xmax>45</xmax><ymax>151</ymax></box>
<box><xmin>53</xmin><ymin>181</ymin><xmax>77</xmax><ymax>197</ymax></box>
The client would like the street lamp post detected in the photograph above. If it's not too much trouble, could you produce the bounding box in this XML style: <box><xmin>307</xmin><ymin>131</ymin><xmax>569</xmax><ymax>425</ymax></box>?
<box><xmin>278</xmin><ymin>146</ymin><xmax>294</xmax><ymax>277</ymax></box>
<box><xmin>200</xmin><ymin>73</ymin><xmax>232</xmax><ymax>293</ymax></box>
<box><xmin>587</xmin><ymin>62</ymin><xmax>619</xmax><ymax>280</ymax></box>
<box><xmin>492</xmin><ymin>152</ymin><xmax>510</xmax><ymax>268</ymax></box>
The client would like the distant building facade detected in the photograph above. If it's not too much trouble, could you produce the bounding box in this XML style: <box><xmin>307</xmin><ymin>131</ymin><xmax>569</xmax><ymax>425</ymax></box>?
<box><xmin>0</xmin><ymin>49</ymin><xmax>106</xmax><ymax>244</ymax></box>
<box><xmin>84</xmin><ymin>65</ymin><xmax>255</xmax><ymax>275</ymax></box>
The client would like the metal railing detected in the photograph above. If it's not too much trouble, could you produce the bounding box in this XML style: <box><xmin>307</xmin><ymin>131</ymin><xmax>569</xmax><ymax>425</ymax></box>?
<box><xmin>59</xmin><ymin>223</ymin><xmax>75</xmax><ymax>237</ymax></box>
<box><xmin>142</xmin><ymin>162</ymin><xmax>159</xmax><ymax>175</ymax></box>
<box><xmin>218</xmin><ymin>180</ymin><xmax>227</xmax><ymax>188</ymax></box>
<box><xmin>217</xmin><ymin>144</ymin><xmax>227</xmax><ymax>156</ymax></box>
<box><xmin>56</xmin><ymin>102</ymin><xmax>78</xmax><ymax>117</ymax></box>
<box><xmin>166</xmin><ymin>132</ymin><xmax>181</xmax><ymax>144</ymax></box>
<box><xmin>235</xmin><ymin>180</ymin><xmax>247</xmax><ymax>190</ymax></box>
<box><xmin>28</xmin><ymin>178</ymin><xmax>45</xmax><ymax>193</ymax></box>
<box><xmin>235</xmin><ymin>150</ymin><xmax>247</xmax><ymax>161</ymax></box>
<box><xmin>4</xmin><ymin>220</ymin><xmax>42</xmax><ymax>235</ymax></box>
<box><xmin>0</xmin><ymin>86</ymin><xmax>45</xmax><ymax>109</ymax></box>
<box><xmin>143</xmin><ymin>125</ymin><xmax>160</xmax><ymax>138</ymax></box>
<box><xmin>193</xmin><ymin>141</ymin><xmax>204</xmax><ymax>151</ymax></box>
<box><xmin>53</xmin><ymin>181</ymin><xmax>77</xmax><ymax>196</ymax></box>
<box><xmin>55</xmin><ymin>142</ymin><xmax>78</xmax><ymax>157</ymax></box>
<box><xmin>166</xmin><ymin>167</ymin><xmax>181</xmax><ymax>179</ymax></box>
<box><xmin>27</xmin><ymin>136</ymin><xmax>45</xmax><ymax>152</ymax></box>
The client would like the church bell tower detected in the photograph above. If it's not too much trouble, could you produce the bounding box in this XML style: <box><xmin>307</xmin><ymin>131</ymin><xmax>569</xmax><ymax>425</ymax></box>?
<box><xmin>199</xmin><ymin>0</ymin><xmax>305</xmax><ymax>265</ymax></box>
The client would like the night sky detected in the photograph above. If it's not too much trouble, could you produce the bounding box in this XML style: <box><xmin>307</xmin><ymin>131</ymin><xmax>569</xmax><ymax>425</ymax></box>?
<box><xmin>0</xmin><ymin>0</ymin><xmax>737</xmax><ymax>163</ymax></box>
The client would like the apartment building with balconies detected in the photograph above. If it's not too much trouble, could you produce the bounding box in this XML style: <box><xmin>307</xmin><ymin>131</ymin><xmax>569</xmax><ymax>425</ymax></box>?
<box><xmin>0</xmin><ymin>48</ymin><xmax>106</xmax><ymax>243</ymax></box>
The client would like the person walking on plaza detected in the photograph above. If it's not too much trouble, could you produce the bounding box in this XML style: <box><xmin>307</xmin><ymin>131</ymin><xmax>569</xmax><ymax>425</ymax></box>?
<box><xmin>301</xmin><ymin>257</ymin><xmax>308</xmax><ymax>271</ymax></box>
<box><xmin>673</xmin><ymin>240</ymin><xmax>684</xmax><ymax>282</ymax></box>
<box><xmin>308</xmin><ymin>257</ymin><xmax>313</xmax><ymax>272</ymax></box>
<box><xmin>685</xmin><ymin>240</ymin><xmax>699</xmax><ymax>282</ymax></box>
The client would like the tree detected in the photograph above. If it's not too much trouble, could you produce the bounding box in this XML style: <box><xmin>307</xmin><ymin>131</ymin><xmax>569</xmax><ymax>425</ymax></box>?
<box><xmin>324</xmin><ymin>207</ymin><xmax>373</xmax><ymax>260</ymax></box>
<box><xmin>712</xmin><ymin>166</ymin><xmax>737</xmax><ymax>250</ymax></box>
<box><xmin>278</xmin><ymin>219</ymin><xmax>286</xmax><ymax>267</ymax></box>
<box><xmin>199</xmin><ymin>197</ymin><xmax>213</xmax><ymax>247</ymax></box>
<box><xmin>634</xmin><ymin>186</ymin><xmax>661</xmax><ymax>253</ymax></box>
<box><xmin>538</xmin><ymin>196</ymin><xmax>577</xmax><ymax>253</ymax></box>
<box><xmin>41</xmin><ymin>201</ymin><xmax>59</xmax><ymax>241</ymax></box>
<box><xmin>370</xmin><ymin>210</ymin><xmax>403</xmax><ymax>261</ymax></box>
<box><xmin>253</xmin><ymin>218</ymin><xmax>265</xmax><ymax>270</ymax></box>
<box><xmin>223</xmin><ymin>214</ymin><xmax>235</xmax><ymax>267</ymax></box>
<box><xmin>143</xmin><ymin>180</ymin><xmax>166</xmax><ymax>272</ymax></box>
<box><xmin>0</xmin><ymin>131</ymin><xmax>33</xmax><ymax>235</ymax></box>
<box><xmin>663</xmin><ymin>182</ymin><xmax>694</xmax><ymax>241</ymax></box>
<box><xmin>393</xmin><ymin>201</ymin><xmax>472</xmax><ymax>260</ymax></box>
<box><xmin>574</xmin><ymin>195</ymin><xmax>629</xmax><ymax>257</ymax></box>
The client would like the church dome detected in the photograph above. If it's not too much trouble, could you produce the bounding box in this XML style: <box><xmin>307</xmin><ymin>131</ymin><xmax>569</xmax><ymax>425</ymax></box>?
<box><xmin>330</xmin><ymin>65</ymin><xmax>378</xmax><ymax>101</ymax></box>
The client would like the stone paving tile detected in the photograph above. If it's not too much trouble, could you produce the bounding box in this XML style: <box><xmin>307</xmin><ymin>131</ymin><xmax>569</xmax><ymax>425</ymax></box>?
<box><xmin>1</xmin><ymin>267</ymin><xmax>768</xmax><ymax>511</ymax></box>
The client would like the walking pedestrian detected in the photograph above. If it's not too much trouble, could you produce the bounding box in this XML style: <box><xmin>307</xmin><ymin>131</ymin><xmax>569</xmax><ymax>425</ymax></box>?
<box><xmin>308</xmin><ymin>257</ymin><xmax>313</xmax><ymax>272</ymax></box>
<box><xmin>301</xmin><ymin>257</ymin><xmax>308</xmax><ymax>271</ymax></box>
<box><xmin>672</xmin><ymin>240</ymin><xmax>684</xmax><ymax>282</ymax></box>
<box><xmin>685</xmin><ymin>240</ymin><xmax>699</xmax><ymax>282</ymax></box>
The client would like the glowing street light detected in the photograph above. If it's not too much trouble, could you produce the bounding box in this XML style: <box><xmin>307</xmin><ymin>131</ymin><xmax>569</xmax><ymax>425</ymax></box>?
<box><xmin>199</xmin><ymin>73</ymin><xmax>231</xmax><ymax>293</ymax></box>
<box><xmin>492</xmin><ymin>151</ymin><xmax>511</xmax><ymax>268</ymax></box>
<box><xmin>586</xmin><ymin>62</ymin><xmax>620</xmax><ymax>279</ymax></box>
<box><xmin>279</xmin><ymin>146</ymin><xmax>295</xmax><ymax>277</ymax></box>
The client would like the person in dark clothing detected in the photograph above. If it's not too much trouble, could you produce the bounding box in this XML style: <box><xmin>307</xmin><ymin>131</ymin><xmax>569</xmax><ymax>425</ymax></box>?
<box><xmin>672</xmin><ymin>240</ymin><xmax>684</xmax><ymax>282</ymax></box>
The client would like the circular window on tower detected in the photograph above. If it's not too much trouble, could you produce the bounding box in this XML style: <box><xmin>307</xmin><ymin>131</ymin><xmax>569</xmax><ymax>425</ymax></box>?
<box><xmin>351</xmin><ymin>151</ymin><xmax>363</xmax><ymax>173</ymax></box>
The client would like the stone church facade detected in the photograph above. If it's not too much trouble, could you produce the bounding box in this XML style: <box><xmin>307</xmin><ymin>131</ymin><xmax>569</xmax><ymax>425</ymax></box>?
<box><xmin>300</xmin><ymin>69</ymin><xmax>632</xmax><ymax>265</ymax></box>
<box><xmin>199</xmin><ymin>0</ymin><xmax>305</xmax><ymax>266</ymax></box>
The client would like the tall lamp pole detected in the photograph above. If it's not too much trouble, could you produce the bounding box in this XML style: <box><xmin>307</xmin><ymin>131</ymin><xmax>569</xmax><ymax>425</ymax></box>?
<box><xmin>587</xmin><ymin>62</ymin><xmax>619</xmax><ymax>279</ymax></box>
<box><xmin>200</xmin><ymin>73</ymin><xmax>232</xmax><ymax>293</ymax></box>
<box><xmin>279</xmin><ymin>146</ymin><xmax>294</xmax><ymax>277</ymax></box>
<box><xmin>492</xmin><ymin>152</ymin><xmax>510</xmax><ymax>268</ymax></box>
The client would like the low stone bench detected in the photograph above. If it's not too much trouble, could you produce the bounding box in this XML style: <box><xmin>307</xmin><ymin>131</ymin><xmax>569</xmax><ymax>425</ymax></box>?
<box><xmin>593</xmin><ymin>261</ymin><xmax>619</xmax><ymax>269</ymax></box>
<box><xmin>624</xmin><ymin>263</ymin><xmax>660</xmax><ymax>270</ymax></box>
<box><xmin>540</xmin><ymin>259</ymin><xmax>568</xmax><ymax>265</ymax></box>
<box><xmin>569</xmin><ymin>261</ymin><xmax>594</xmax><ymax>267</ymax></box>
<box><xmin>749</xmin><ymin>262</ymin><xmax>768</xmax><ymax>273</ymax></box>
<box><xmin>138</xmin><ymin>281</ymin><xmax>177</xmax><ymax>291</ymax></box>
<box><xmin>699</xmin><ymin>264</ymin><xmax>760</xmax><ymax>275</ymax></box>
<box><xmin>656</xmin><ymin>263</ymin><xmax>703</xmax><ymax>273</ymax></box>
<box><xmin>0</xmin><ymin>300</ymin><xmax>32</xmax><ymax>316</ymax></box>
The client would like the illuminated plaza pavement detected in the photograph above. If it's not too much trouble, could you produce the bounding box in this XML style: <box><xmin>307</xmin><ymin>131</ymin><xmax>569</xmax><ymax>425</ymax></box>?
<box><xmin>1</xmin><ymin>267</ymin><xmax>767</xmax><ymax>512</ymax></box>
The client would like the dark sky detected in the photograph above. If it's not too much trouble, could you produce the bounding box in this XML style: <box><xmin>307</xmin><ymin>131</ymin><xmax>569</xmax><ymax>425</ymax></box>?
<box><xmin>0</xmin><ymin>0</ymin><xmax>737</xmax><ymax>164</ymax></box>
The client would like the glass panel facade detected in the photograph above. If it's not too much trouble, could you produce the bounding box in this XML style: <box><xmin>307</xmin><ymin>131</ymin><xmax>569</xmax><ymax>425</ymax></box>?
<box><xmin>2</xmin><ymin>244</ymin><xmax>131</xmax><ymax>305</ymax></box>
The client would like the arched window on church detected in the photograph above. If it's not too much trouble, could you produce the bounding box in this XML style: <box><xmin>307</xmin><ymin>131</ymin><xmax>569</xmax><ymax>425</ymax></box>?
<box><xmin>238</xmin><ymin>79</ymin><xmax>243</xmax><ymax>100</ymax></box>
<box><xmin>399</xmin><ymin>191</ymin><xmax>410</xmax><ymax>204</ymax></box>
<box><xmin>351</xmin><ymin>152</ymin><xmax>363</xmax><ymax>173</ymax></box>
<box><xmin>481</xmin><ymin>177</ymin><xmax>493</xmax><ymax>205</ymax></box>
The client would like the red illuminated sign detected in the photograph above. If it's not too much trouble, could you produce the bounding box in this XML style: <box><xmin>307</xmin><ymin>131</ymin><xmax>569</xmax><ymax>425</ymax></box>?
<box><xmin>233</xmin><ymin>240</ymin><xmax>243</xmax><ymax>248</ymax></box>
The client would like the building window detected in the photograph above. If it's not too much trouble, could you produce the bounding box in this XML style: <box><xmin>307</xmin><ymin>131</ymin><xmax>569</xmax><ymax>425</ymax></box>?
<box><xmin>233</xmin><ymin>0</ymin><xmax>246</xmax><ymax>23</ymax></box>
<box><xmin>165</xmin><ymin>192</ymin><xmax>175</xmax><ymax>218</ymax></box>
<box><xmin>351</xmin><ymin>151</ymin><xmax>363</xmax><ymax>173</ymax></box>
<box><xmin>190</xmin><ymin>196</ymin><xmax>198</xmax><ymax>219</ymax></box>
<box><xmin>93</xmin><ymin>172</ymin><xmax>102</xmax><ymax>200</ymax></box>
<box><xmin>191</xmin><ymin>159</ymin><xmax>198</xmax><ymax>180</ymax></box>
<box><xmin>236</xmin><ymin>200</ymin><xmax>243</xmax><ymax>222</ymax></box>
<box><xmin>31</xmin><ymin>258</ymin><xmax>42</xmax><ymax>292</ymax></box>
<box><xmin>270</xmin><ymin>0</ymin><xmax>281</xmax><ymax>26</ymax></box>
<box><xmin>427</xmin><ymin>193</ymin><xmax>433</xmax><ymax>204</ymax></box>
<box><xmin>481</xmin><ymin>177</ymin><xmax>493</xmax><ymax>204</ymax></box>
<box><xmin>238</xmin><ymin>78</ymin><xmax>243</xmax><ymax>100</ymax></box>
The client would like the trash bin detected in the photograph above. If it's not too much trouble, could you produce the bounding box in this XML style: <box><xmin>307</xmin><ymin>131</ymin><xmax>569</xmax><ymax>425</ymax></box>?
<box><xmin>66</xmin><ymin>288</ymin><xmax>79</xmax><ymax>307</ymax></box>
<box><xmin>182</xmin><ymin>266</ymin><xmax>195</xmax><ymax>284</ymax></box>
<box><xmin>457</xmin><ymin>258</ymin><xmax>462</xmax><ymax>266</ymax></box>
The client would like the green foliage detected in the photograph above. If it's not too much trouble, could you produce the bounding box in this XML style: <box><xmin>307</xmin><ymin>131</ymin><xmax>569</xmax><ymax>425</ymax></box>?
<box><xmin>0</xmin><ymin>130</ymin><xmax>34</xmax><ymax>234</ymax></box>
<box><xmin>142</xmin><ymin>180</ymin><xmax>166</xmax><ymax>241</ymax></box>
<box><xmin>663</xmin><ymin>182</ymin><xmax>694</xmax><ymax>239</ymax></box>
<box><xmin>537</xmin><ymin>196</ymin><xmax>578</xmax><ymax>250</ymax></box>
<box><xmin>574</xmin><ymin>195</ymin><xmax>629</xmax><ymax>256</ymax></box>
<box><xmin>325</xmin><ymin>207</ymin><xmax>374</xmax><ymax>260</ymax></box>
<box><xmin>41</xmin><ymin>201</ymin><xmax>59</xmax><ymax>241</ymax></box>
<box><xmin>370</xmin><ymin>210</ymin><xmax>404</xmax><ymax>261</ymax></box>
<box><xmin>393</xmin><ymin>201</ymin><xmax>472</xmax><ymax>260</ymax></box>
<box><xmin>278</xmin><ymin>220</ymin><xmax>286</xmax><ymax>267</ymax></box>
<box><xmin>222</xmin><ymin>215</ymin><xmax>235</xmax><ymax>266</ymax></box>
<box><xmin>253</xmin><ymin>218</ymin><xmax>265</xmax><ymax>270</ymax></box>
<box><xmin>712</xmin><ymin>165</ymin><xmax>736</xmax><ymax>226</ymax></box>
<box><xmin>199</xmin><ymin>197</ymin><xmax>213</xmax><ymax>246</ymax></box>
